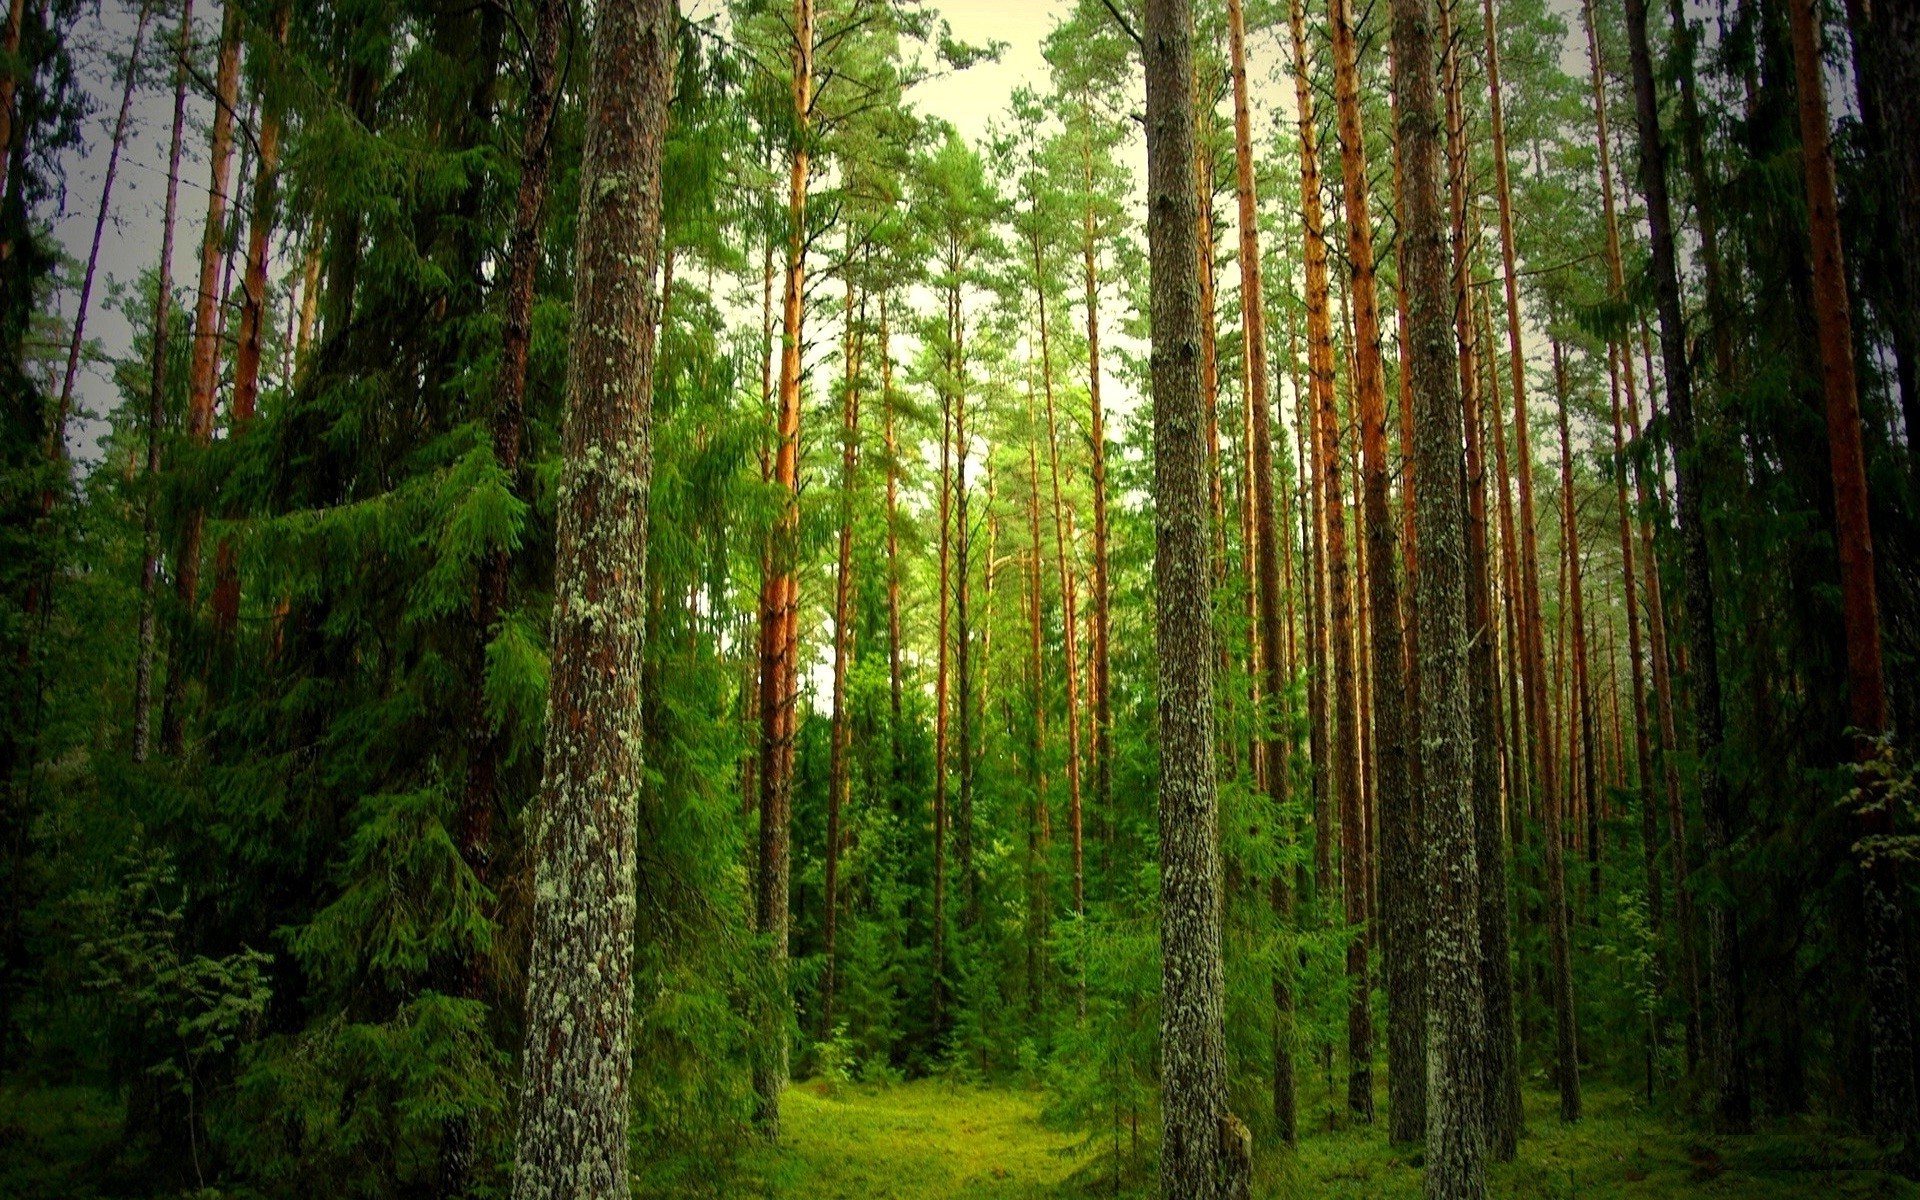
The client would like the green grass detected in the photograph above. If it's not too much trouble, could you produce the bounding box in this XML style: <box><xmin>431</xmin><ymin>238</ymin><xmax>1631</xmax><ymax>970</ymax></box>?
<box><xmin>745</xmin><ymin>1078</ymin><xmax>1920</xmax><ymax>1199</ymax></box>
<box><xmin>1284</xmin><ymin>1083</ymin><xmax>1918</xmax><ymax>1198</ymax></box>
<box><xmin>0</xmin><ymin>1083</ymin><xmax>125</xmax><ymax>1200</ymax></box>
<box><xmin>738</xmin><ymin>1079</ymin><xmax>1091</xmax><ymax>1198</ymax></box>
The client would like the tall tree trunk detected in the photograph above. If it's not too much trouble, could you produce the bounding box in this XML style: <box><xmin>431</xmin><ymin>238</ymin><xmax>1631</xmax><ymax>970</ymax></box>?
<box><xmin>1080</xmin><ymin>110</ymin><xmax>1114</xmax><ymax>869</ymax></box>
<box><xmin>1628</xmin><ymin>341</ymin><xmax>1700</xmax><ymax>1070</ymax></box>
<box><xmin>1033</xmin><ymin>216</ymin><xmax>1085</xmax><ymax>1003</ymax></box>
<box><xmin>1607</xmin><ymin>337</ymin><xmax>1661</xmax><ymax>946</ymax></box>
<box><xmin>1483</xmin><ymin>0</ymin><xmax>1577</xmax><ymax>1121</ymax></box>
<box><xmin>883</xmin><ymin>296</ymin><xmax>903</xmax><ymax>777</ymax></box>
<box><xmin>823</xmin><ymin>264</ymin><xmax>861</xmax><ymax>1041</ymax></box>
<box><xmin>1144</xmin><ymin>0</ymin><xmax>1252</xmax><ymax>1191</ymax></box>
<box><xmin>1551</xmin><ymin>343</ymin><xmax>1599</xmax><ymax>931</ymax></box>
<box><xmin>1288</xmin><ymin>0</ymin><xmax>1338</xmax><ymax>907</ymax></box>
<box><xmin>1620</xmin><ymin>0</ymin><xmax>1751</xmax><ymax>1130</ymax></box>
<box><xmin>1581</xmin><ymin>0</ymin><xmax>1660</xmax><ymax>952</ymax></box>
<box><xmin>133</xmin><ymin>0</ymin><xmax>193</xmax><ymax>765</ymax></box>
<box><xmin>1391</xmin><ymin>0</ymin><xmax>1490</xmax><ymax>1182</ymax></box>
<box><xmin>1325</xmin><ymin>0</ymin><xmax>1405</xmax><ymax>1131</ymax></box>
<box><xmin>932</xmin><ymin>295</ymin><xmax>953</xmax><ymax>1034</ymax></box>
<box><xmin>1788</xmin><ymin>0</ymin><xmax>1918</xmax><ymax>1142</ymax></box>
<box><xmin>1025</xmin><ymin>369</ymin><xmax>1049</xmax><ymax>1018</ymax></box>
<box><xmin>754</xmin><ymin>0</ymin><xmax>813</xmax><ymax>1136</ymax></box>
<box><xmin>211</xmin><ymin>2</ymin><xmax>290</xmax><ymax>638</ymax></box>
<box><xmin>508</xmin><ymin>0</ymin><xmax>671</xmax><ymax>1192</ymax></box>
<box><xmin>51</xmin><ymin>2</ymin><xmax>150</xmax><ymax>473</ymax></box>
<box><xmin>458</xmin><ymin>0</ymin><xmax>563</xmax><ymax>990</ymax></box>
<box><xmin>0</xmin><ymin>0</ymin><xmax>24</xmax><ymax>205</ymax></box>
<box><xmin>1316</xmin><ymin>268</ymin><xmax>1369</xmax><ymax>1121</ymax></box>
<box><xmin>953</xmin><ymin>239</ymin><xmax>977</xmax><ymax>931</ymax></box>
<box><xmin>162</xmin><ymin>0</ymin><xmax>242</xmax><ymax>756</ymax></box>
<box><xmin>1442</xmin><ymin>0</ymin><xmax>1517</xmax><ymax>1153</ymax></box>
<box><xmin>1227</xmin><ymin>0</ymin><xmax>1296</xmax><ymax>1143</ymax></box>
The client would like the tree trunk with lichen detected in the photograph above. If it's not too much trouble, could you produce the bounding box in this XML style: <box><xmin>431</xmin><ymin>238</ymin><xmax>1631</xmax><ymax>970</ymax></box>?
<box><xmin>508</xmin><ymin>0</ymin><xmax>671</xmax><ymax>1193</ymax></box>
<box><xmin>1143</xmin><ymin>0</ymin><xmax>1250</xmax><ymax>1192</ymax></box>
<box><xmin>1392</xmin><ymin>0</ymin><xmax>1488</xmax><ymax>1189</ymax></box>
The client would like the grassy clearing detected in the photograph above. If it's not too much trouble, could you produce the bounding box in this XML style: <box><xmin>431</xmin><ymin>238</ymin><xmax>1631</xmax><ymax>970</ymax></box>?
<box><xmin>737</xmin><ymin>1079</ymin><xmax>1091</xmax><ymax>1198</ymax></box>
<box><xmin>746</xmin><ymin>1077</ymin><xmax>1919</xmax><ymax>1199</ymax></box>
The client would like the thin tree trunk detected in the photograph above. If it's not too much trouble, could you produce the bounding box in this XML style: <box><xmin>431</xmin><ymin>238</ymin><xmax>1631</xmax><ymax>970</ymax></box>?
<box><xmin>1552</xmin><ymin>344</ymin><xmax>1598</xmax><ymax>930</ymax></box>
<box><xmin>1627</xmin><ymin>334</ymin><xmax>1700</xmax><ymax>1070</ymax></box>
<box><xmin>823</xmin><ymin>261</ymin><xmax>861</xmax><ymax>1041</ymax></box>
<box><xmin>1227</xmin><ymin>0</ymin><xmax>1295</xmax><ymax>1143</ymax></box>
<box><xmin>754</xmin><ymin>0</ymin><xmax>813</xmax><ymax>1136</ymax></box>
<box><xmin>1080</xmin><ymin>108</ymin><xmax>1114</xmax><ymax>869</ymax></box>
<box><xmin>1288</xmin><ymin>0</ymin><xmax>1338</xmax><ymax>906</ymax></box>
<box><xmin>883</xmin><ymin>296</ymin><xmax>903</xmax><ymax>776</ymax></box>
<box><xmin>1620</xmin><ymin>0</ymin><xmax>1751</xmax><ymax>1130</ymax></box>
<box><xmin>1025</xmin><ymin>366</ymin><xmax>1049</xmax><ymax>1017</ymax></box>
<box><xmin>1581</xmin><ymin>0</ymin><xmax>1660</xmax><ymax>954</ymax></box>
<box><xmin>161</xmin><ymin>0</ymin><xmax>242</xmax><ymax>756</ymax></box>
<box><xmin>1326</xmin><ymin>0</ymin><xmax>1406</xmax><ymax>1131</ymax></box>
<box><xmin>211</xmin><ymin>2</ymin><xmax>290</xmax><ymax>638</ymax></box>
<box><xmin>1788</xmin><ymin>0</ymin><xmax>1918</xmax><ymax>1142</ymax></box>
<box><xmin>1144</xmin><ymin>0</ymin><xmax>1253</xmax><ymax>1191</ymax></box>
<box><xmin>51</xmin><ymin>2</ymin><xmax>151</xmax><ymax>472</ymax></box>
<box><xmin>133</xmin><ymin>0</ymin><xmax>193</xmax><ymax>765</ymax></box>
<box><xmin>457</xmin><ymin>0</ymin><xmax>563</xmax><ymax>1000</ymax></box>
<box><xmin>1033</xmin><ymin>214</ymin><xmax>1085</xmax><ymax>1005</ymax></box>
<box><xmin>932</xmin><ymin>294</ymin><xmax>953</xmax><ymax>1035</ymax></box>
<box><xmin>508</xmin><ymin>0</ymin><xmax>671</xmax><ymax>1192</ymax></box>
<box><xmin>1483</xmin><ymin>0</ymin><xmax>1577</xmax><ymax>1121</ymax></box>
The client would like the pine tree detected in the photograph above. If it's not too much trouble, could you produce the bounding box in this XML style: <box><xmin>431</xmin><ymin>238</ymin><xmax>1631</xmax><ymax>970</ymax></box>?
<box><xmin>510</xmin><ymin>0</ymin><xmax>673</xmax><ymax>1193</ymax></box>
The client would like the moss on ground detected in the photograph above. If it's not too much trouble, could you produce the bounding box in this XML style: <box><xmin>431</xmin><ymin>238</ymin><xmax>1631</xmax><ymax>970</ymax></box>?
<box><xmin>748</xmin><ymin>1078</ymin><xmax>1919</xmax><ymax>1199</ymax></box>
<box><xmin>738</xmin><ymin>1079</ymin><xmax>1092</xmax><ymax>1198</ymax></box>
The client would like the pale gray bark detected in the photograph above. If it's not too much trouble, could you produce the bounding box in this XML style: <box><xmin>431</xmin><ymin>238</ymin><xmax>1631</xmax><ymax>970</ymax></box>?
<box><xmin>510</xmin><ymin>1</ymin><xmax>673</xmax><ymax>1195</ymax></box>
<box><xmin>1142</xmin><ymin>0</ymin><xmax>1249</xmax><ymax>1195</ymax></box>
<box><xmin>1390</xmin><ymin>0</ymin><xmax>1488</xmax><ymax>1188</ymax></box>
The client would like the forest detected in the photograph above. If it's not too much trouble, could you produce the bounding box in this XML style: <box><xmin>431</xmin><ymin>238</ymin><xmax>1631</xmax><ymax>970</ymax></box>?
<box><xmin>1</xmin><ymin>0</ymin><xmax>1918</xmax><ymax>1195</ymax></box>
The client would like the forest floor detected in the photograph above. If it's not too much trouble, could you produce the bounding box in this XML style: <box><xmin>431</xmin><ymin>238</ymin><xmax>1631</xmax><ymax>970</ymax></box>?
<box><xmin>740</xmin><ymin>1076</ymin><xmax>1920</xmax><ymax>1199</ymax></box>
<box><xmin>5</xmin><ymin>1074</ymin><xmax>1915</xmax><ymax>1197</ymax></box>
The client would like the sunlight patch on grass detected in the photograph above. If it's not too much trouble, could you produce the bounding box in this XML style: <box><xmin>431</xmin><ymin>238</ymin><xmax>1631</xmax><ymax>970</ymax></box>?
<box><xmin>740</xmin><ymin>1078</ymin><xmax>1091</xmax><ymax>1199</ymax></box>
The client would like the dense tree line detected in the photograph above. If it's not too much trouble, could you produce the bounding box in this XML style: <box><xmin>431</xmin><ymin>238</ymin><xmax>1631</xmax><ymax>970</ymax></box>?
<box><xmin>0</xmin><ymin>0</ymin><xmax>1916</xmax><ymax>1196</ymax></box>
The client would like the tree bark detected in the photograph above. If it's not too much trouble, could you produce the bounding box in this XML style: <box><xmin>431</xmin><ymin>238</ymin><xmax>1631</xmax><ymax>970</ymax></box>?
<box><xmin>51</xmin><ymin>2</ymin><xmax>150</xmax><ymax>474</ymax></box>
<box><xmin>1441</xmin><ymin>0</ymin><xmax>1517</xmax><ymax>1154</ymax></box>
<box><xmin>508</xmin><ymin>0</ymin><xmax>671</xmax><ymax>1193</ymax></box>
<box><xmin>457</xmin><ymin>0</ymin><xmax>563</xmax><ymax>1001</ymax></box>
<box><xmin>1390</xmin><ymin>0</ymin><xmax>1489</xmax><ymax>1183</ymax></box>
<box><xmin>823</xmin><ymin>262</ymin><xmax>862</xmax><ymax>1041</ymax></box>
<box><xmin>1287</xmin><ymin>0</ymin><xmax>1338</xmax><ymax>908</ymax></box>
<box><xmin>1788</xmin><ymin>0</ymin><xmax>1918</xmax><ymax>1142</ymax></box>
<box><xmin>1620</xmin><ymin>0</ymin><xmax>1751</xmax><ymax>1131</ymax></box>
<box><xmin>1079</xmin><ymin>110</ymin><xmax>1114</xmax><ymax>869</ymax></box>
<box><xmin>1144</xmin><ymin>0</ymin><xmax>1250</xmax><ymax>1192</ymax></box>
<box><xmin>1482</xmin><ymin>0</ymin><xmax>1577</xmax><ymax>1122</ymax></box>
<box><xmin>1227</xmin><ymin>0</ymin><xmax>1295</xmax><ymax>1143</ymax></box>
<box><xmin>1324</xmin><ymin>0</ymin><xmax>1406</xmax><ymax>1132</ymax></box>
<box><xmin>754</xmin><ymin>0</ymin><xmax>813</xmax><ymax>1136</ymax></box>
<box><xmin>211</xmin><ymin>1</ymin><xmax>291</xmax><ymax>638</ymax></box>
<box><xmin>161</xmin><ymin>0</ymin><xmax>242</xmax><ymax>756</ymax></box>
<box><xmin>133</xmin><ymin>0</ymin><xmax>193</xmax><ymax>765</ymax></box>
<box><xmin>1033</xmin><ymin>212</ymin><xmax>1085</xmax><ymax>994</ymax></box>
